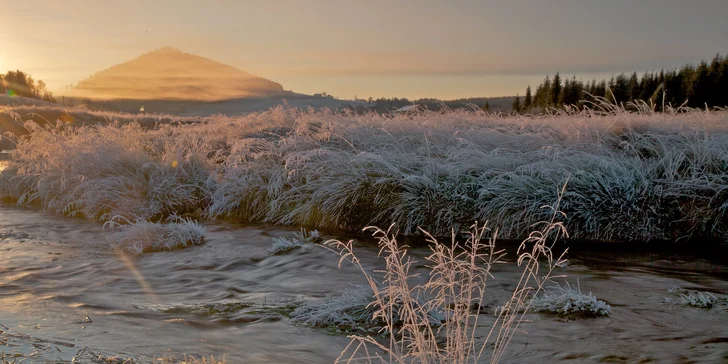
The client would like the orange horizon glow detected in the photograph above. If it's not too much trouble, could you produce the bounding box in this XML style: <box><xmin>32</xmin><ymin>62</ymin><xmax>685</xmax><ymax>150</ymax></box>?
<box><xmin>1</xmin><ymin>1</ymin><xmax>727</xmax><ymax>100</ymax></box>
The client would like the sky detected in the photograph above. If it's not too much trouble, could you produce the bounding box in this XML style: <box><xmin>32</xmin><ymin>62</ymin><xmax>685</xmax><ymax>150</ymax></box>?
<box><xmin>1</xmin><ymin>0</ymin><xmax>727</xmax><ymax>100</ymax></box>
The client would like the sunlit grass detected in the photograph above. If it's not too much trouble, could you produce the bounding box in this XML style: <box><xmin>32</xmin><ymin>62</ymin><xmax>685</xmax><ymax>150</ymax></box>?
<box><xmin>1</xmin><ymin>102</ymin><xmax>727</xmax><ymax>244</ymax></box>
<box><xmin>319</xmin><ymin>195</ymin><xmax>568</xmax><ymax>363</ymax></box>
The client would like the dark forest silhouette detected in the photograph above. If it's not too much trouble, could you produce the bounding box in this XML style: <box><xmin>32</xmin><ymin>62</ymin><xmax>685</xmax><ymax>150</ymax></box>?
<box><xmin>513</xmin><ymin>54</ymin><xmax>728</xmax><ymax>113</ymax></box>
<box><xmin>0</xmin><ymin>70</ymin><xmax>56</xmax><ymax>103</ymax></box>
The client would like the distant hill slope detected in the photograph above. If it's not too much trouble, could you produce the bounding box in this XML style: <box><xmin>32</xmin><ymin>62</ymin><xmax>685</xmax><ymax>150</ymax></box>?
<box><xmin>0</xmin><ymin>94</ymin><xmax>57</xmax><ymax>107</ymax></box>
<box><xmin>65</xmin><ymin>47</ymin><xmax>285</xmax><ymax>101</ymax></box>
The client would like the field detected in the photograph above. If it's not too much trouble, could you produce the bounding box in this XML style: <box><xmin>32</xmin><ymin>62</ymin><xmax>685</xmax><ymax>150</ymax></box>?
<box><xmin>1</xmin><ymin>101</ymin><xmax>727</xmax><ymax>245</ymax></box>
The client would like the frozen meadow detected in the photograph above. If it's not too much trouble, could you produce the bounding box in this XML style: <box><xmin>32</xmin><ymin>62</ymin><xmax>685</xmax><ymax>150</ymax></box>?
<box><xmin>1</xmin><ymin>102</ymin><xmax>727</xmax><ymax>245</ymax></box>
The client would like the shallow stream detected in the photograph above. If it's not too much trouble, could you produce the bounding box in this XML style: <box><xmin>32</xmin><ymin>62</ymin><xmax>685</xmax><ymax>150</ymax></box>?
<box><xmin>0</xmin><ymin>204</ymin><xmax>726</xmax><ymax>363</ymax></box>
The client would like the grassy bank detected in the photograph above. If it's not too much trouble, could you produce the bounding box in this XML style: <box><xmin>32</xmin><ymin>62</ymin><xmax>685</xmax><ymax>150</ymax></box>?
<box><xmin>1</xmin><ymin>103</ymin><xmax>727</xmax><ymax>244</ymax></box>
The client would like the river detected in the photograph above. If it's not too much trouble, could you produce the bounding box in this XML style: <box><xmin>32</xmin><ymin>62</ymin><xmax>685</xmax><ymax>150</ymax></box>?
<box><xmin>0</xmin><ymin>204</ymin><xmax>726</xmax><ymax>363</ymax></box>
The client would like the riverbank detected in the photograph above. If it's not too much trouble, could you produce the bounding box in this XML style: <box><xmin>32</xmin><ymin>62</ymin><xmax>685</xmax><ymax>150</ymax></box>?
<box><xmin>2</xmin><ymin>106</ymin><xmax>727</xmax><ymax>246</ymax></box>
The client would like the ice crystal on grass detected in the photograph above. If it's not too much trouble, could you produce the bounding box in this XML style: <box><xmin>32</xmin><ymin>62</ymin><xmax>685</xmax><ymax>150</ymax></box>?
<box><xmin>269</xmin><ymin>236</ymin><xmax>304</xmax><ymax>255</ymax></box>
<box><xmin>532</xmin><ymin>281</ymin><xmax>611</xmax><ymax>318</ymax></box>
<box><xmin>678</xmin><ymin>291</ymin><xmax>718</xmax><ymax>308</ymax></box>
<box><xmin>159</xmin><ymin>302</ymin><xmax>252</xmax><ymax>316</ymax></box>
<box><xmin>665</xmin><ymin>287</ymin><xmax>721</xmax><ymax>308</ymax></box>
<box><xmin>268</xmin><ymin>228</ymin><xmax>322</xmax><ymax>255</ymax></box>
<box><xmin>4</xmin><ymin>105</ymin><xmax>728</xmax><ymax>243</ymax></box>
<box><xmin>290</xmin><ymin>284</ymin><xmax>444</xmax><ymax>334</ymax></box>
<box><xmin>290</xmin><ymin>285</ymin><xmax>380</xmax><ymax>333</ymax></box>
<box><xmin>106</xmin><ymin>218</ymin><xmax>205</xmax><ymax>254</ymax></box>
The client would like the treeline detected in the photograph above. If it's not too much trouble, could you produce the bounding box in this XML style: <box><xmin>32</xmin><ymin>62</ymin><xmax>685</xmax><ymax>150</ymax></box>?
<box><xmin>513</xmin><ymin>53</ymin><xmax>728</xmax><ymax>112</ymax></box>
<box><xmin>0</xmin><ymin>70</ymin><xmax>56</xmax><ymax>103</ymax></box>
<box><xmin>359</xmin><ymin>96</ymin><xmax>514</xmax><ymax>114</ymax></box>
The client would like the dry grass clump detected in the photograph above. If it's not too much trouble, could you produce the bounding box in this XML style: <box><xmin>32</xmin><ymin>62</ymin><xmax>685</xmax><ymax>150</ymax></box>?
<box><xmin>665</xmin><ymin>287</ymin><xmax>723</xmax><ymax>308</ymax></box>
<box><xmin>269</xmin><ymin>228</ymin><xmax>322</xmax><ymax>255</ymax></box>
<box><xmin>106</xmin><ymin>218</ymin><xmax>205</xmax><ymax>254</ymax></box>
<box><xmin>531</xmin><ymin>280</ymin><xmax>611</xmax><ymax>319</ymax></box>
<box><xmin>0</xmin><ymin>121</ymin><xmax>213</xmax><ymax>222</ymax></box>
<box><xmin>321</xmin><ymin>198</ymin><xmax>568</xmax><ymax>364</ymax></box>
<box><xmin>291</xmin><ymin>284</ymin><xmax>381</xmax><ymax>333</ymax></box>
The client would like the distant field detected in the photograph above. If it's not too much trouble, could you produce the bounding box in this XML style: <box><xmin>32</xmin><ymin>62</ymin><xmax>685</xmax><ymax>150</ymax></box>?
<box><xmin>1</xmin><ymin>103</ymin><xmax>727</xmax><ymax>244</ymax></box>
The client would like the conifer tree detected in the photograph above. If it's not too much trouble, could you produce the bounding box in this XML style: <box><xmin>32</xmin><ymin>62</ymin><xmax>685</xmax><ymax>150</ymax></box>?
<box><xmin>719</xmin><ymin>54</ymin><xmax>728</xmax><ymax>106</ymax></box>
<box><xmin>691</xmin><ymin>61</ymin><xmax>711</xmax><ymax>108</ymax></box>
<box><xmin>613</xmin><ymin>74</ymin><xmax>629</xmax><ymax>104</ymax></box>
<box><xmin>512</xmin><ymin>94</ymin><xmax>521</xmax><ymax>113</ymax></box>
<box><xmin>524</xmin><ymin>85</ymin><xmax>532</xmax><ymax>110</ymax></box>
<box><xmin>524</xmin><ymin>54</ymin><xmax>727</xmax><ymax>112</ymax></box>
<box><xmin>628</xmin><ymin>72</ymin><xmax>640</xmax><ymax>102</ymax></box>
<box><xmin>551</xmin><ymin>72</ymin><xmax>562</xmax><ymax>106</ymax></box>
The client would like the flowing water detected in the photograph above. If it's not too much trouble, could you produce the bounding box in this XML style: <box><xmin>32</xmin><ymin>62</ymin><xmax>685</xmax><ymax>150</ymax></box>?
<box><xmin>0</xmin><ymin>203</ymin><xmax>726</xmax><ymax>363</ymax></box>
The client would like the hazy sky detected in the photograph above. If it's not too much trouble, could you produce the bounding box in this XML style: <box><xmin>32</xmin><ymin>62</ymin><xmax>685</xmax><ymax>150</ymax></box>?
<box><xmin>1</xmin><ymin>0</ymin><xmax>726</xmax><ymax>99</ymax></box>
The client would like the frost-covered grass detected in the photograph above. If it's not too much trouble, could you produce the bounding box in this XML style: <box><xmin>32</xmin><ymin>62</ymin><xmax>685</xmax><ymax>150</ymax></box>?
<box><xmin>269</xmin><ymin>236</ymin><xmax>305</xmax><ymax>255</ymax></box>
<box><xmin>106</xmin><ymin>218</ymin><xmax>205</xmax><ymax>254</ymax></box>
<box><xmin>290</xmin><ymin>285</ymin><xmax>380</xmax><ymax>332</ymax></box>
<box><xmin>2</xmin><ymin>104</ymin><xmax>728</xmax><ymax>243</ymax></box>
<box><xmin>269</xmin><ymin>228</ymin><xmax>322</xmax><ymax>255</ymax></box>
<box><xmin>290</xmin><ymin>284</ymin><xmax>444</xmax><ymax>334</ymax></box>
<box><xmin>0</xmin><ymin>121</ymin><xmax>213</xmax><ymax>222</ymax></box>
<box><xmin>531</xmin><ymin>281</ymin><xmax>611</xmax><ymax>319</ymax></box>
<box><xmin>158</xmin><ymin>302</ymin><xmax>252</xmax><ymax>316</ymax></box>
<box><xmin>665</xmin><ymin>287</ymin><xmax>722</xmax><ymax>308</ymax></box>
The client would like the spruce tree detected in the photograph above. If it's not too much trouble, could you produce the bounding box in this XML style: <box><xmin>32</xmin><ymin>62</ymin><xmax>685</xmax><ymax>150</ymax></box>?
<box><xmin>628</xmin><ymin>72</ymin><xmax>640</xmax><ymax>102</ymax></box>
<box><xmin>597</xmin><ymin>80</ymin><xmax>607</xmax><ymax>98</ymax></box>
<box><xmin>613</xmin><ymin>74</ymin><xmax>629</xmax><ymax>104</ymax></box>
<box><xmin>534</xmin><ymin>84</ymin><xmax>543</xmax><ymax>108</ymax></box>
<box><xmin>512</xmin><ymin>94</ymin><xmax>521</xmax><ymax>113</ymax></box>
<box><xmin>542</xmin><ymin>76</ymin><xmax>552</xmax><ymax>108</ymax></box>
<box><xmin>720</xmin><ymin>54</ymin><xmax>728</xmax><ymax>107</ymax></box>
<box><xmin>558</xmin><ymin>78</ymin><xmax>569</xmax><ymax>106</ymax></box>
<box><xmin>524</xmin><ymin>85</ymin><xmax>532</xmax><ymax>110</ymax></box>
<box><xmin>551</xmin><ymin>72</ymin><xmax>562</xmax><ymax>106</ymax></box>
<box><xmin>563</xmin><ymin>76</ymin><xmax>582</xmax><ymax>106</ymax></box>
<box><xmin>691</xmin><ymin>61</ymin><xmax>710</xmax><ymax>108</ymax></box>
<box><xmin>707</xmin><ymin>54</ymin><xmax>722</xmax><ymax>107</ymax></box>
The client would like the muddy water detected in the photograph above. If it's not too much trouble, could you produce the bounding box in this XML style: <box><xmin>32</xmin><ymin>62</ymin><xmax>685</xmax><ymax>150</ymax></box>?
<box><xmin>0</xmin><ymin>204</ymin><xmax>727</xmax><ymax>363</ymax></box>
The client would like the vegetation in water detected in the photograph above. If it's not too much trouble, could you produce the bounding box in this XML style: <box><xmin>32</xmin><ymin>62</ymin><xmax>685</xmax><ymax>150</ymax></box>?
<box><xmin>317</xmin><ymin>195</ymin><xmax>568</xmax><ymax>363</ymax></box>
<box><xmin>665</xmin><ymin>287</ymin><xmax>724</xmax><ymax>309</ymax></box>
<box><xmin>531</xmin><ymin>280</ymin><xmax>611</xmax><ymax>319</ymax></box>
